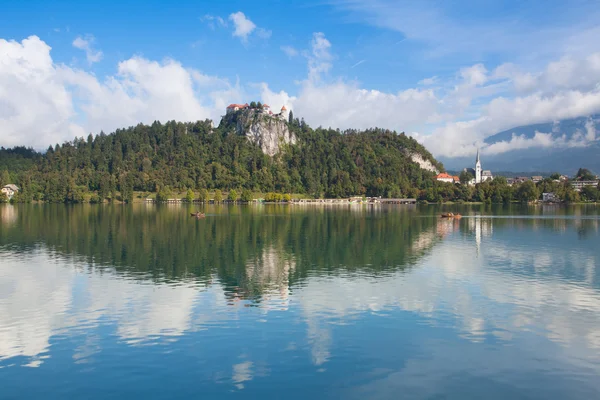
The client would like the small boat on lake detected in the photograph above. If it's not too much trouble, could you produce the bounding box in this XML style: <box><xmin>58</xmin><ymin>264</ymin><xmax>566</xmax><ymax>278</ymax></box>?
<box><xmin>190</xmin><ymin>212</ymin><xmax>205</xmax><ymax>218</ymax></box>
<box><xmin>440</xmin><ymin>212</ymin><xmax>462</xmax><ymax>219</ymax></box>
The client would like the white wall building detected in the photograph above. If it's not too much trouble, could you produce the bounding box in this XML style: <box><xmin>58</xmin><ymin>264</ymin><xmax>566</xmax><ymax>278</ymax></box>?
<box><xmin>1</xmin><ymin>184</ymin><xmax>19</xmax><ymax>200</ymax></box>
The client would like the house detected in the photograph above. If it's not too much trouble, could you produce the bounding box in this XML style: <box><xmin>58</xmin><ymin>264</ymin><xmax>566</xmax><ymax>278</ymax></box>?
<box><xmin>262</xmin><ymin>104</ymin><xmax>271</xmax><ymax>114</ymax></box>
<box><xmin>542</xmin><ymin>192</ymin><xmax>559</xmax><ymax>203</ymax></box>
<box><xmin>226</xmin><ymin>103</ymin><xmax>249</xmax><ymax>114</ymax></box>
<box><xmin>571</xmin><ymin>180</ymin><xmax>599</xmax><ymax>192</ymax></box>
<box><xmin>531</xmin><ymin>176</ymin><xmax>543</xmax><ymax>183</ymax></box>
<box><xmin>1</xmin><ymin>184</ymin><xmax>19</xmax><ymax>200</ymax></box>
<box><xmin>435</xmin><ymin>173</ymin><xmax>460</xmax><ymax>184</ymax></box>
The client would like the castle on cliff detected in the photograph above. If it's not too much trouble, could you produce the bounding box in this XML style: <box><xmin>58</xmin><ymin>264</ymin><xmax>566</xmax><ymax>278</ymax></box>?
<box><xmin>226</xmin><ymin>103</ymin><xmax>289</xmax><ymax>120</ymax></box>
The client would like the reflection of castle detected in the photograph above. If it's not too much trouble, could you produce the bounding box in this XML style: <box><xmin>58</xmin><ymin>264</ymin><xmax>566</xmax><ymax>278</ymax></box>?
<box><xmin>227</xmin><ymin>247</ymin><xmax>295</xmax><ymax>309</ymax></box>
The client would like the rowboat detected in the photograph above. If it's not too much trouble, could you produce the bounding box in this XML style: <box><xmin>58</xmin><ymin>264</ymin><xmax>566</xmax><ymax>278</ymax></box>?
<box><xmin>190</xmin><ymin>212</ymin><xmax>205</xmax><ymax>218</ymax></box>
<box><xmin>441</xmin><ymin>212</ymin><xmax>462</xmax><ymax>219</ymax></box>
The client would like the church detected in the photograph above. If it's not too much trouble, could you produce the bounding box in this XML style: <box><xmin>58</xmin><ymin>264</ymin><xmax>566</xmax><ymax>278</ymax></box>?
<box><xmin>463</xmin><ymin>149</ymin><xmax>493</xmax><ymax>184</ymax></box>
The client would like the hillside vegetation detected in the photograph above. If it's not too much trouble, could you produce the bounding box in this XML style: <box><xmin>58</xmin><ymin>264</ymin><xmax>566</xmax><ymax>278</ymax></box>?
<box><xmin>0</xmin><ymin>112</ymin><xmax>442</xmax><ymax>203</ymax></box>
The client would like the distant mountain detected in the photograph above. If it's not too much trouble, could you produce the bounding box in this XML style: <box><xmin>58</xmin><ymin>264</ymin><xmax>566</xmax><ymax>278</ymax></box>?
<box><xmin>441</xmin><ymin>115</ymin><xmax>600</xmax><ymax>175</ymax></box>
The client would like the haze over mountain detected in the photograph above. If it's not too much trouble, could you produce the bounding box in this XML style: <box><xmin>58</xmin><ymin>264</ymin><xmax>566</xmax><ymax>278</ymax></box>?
<box><xmin>440</xmin><ymin>115</ymin><xmax>600</xmax><ymax>174</ymax></box>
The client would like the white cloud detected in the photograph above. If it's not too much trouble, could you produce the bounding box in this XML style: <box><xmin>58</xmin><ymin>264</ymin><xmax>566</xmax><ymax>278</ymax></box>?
<box><xmin>280</xmin><ymin>45</ymin><xmax>299</xmax><ymax>58</ymax></box>
<box><xmin>229</xmin><ymin>12</ymin><xmax>257</xmax><ymax>42</ymax></box>
<box><xmin>0</xmin><ymin>36</ymin><xmax>243</xmax><ymax>149</ymax></box>
<box><xmin>306</xmin><ymin>32</ymin><xmax>333</xmax><ymax>82</ymax></box>
<box><xmin>72</xmin><ymin>35</ymin><xmax>103</xmax><ymax>64</ymax></box>
<box><xmin>201</xmin><ymin>14</ymin><xmax>227</xmax><ymax>29</ymax></box>
<box><xmin>418</xmin><ymin>76</ymin><xmax>438</xmax><ymax>85</ymax></box>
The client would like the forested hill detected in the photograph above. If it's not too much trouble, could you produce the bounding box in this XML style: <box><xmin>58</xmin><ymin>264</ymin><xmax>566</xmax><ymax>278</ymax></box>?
<box><xmin>0</xmin><ymin>112</ymin><xmax>443</xmax><ymax>202</ymax></box>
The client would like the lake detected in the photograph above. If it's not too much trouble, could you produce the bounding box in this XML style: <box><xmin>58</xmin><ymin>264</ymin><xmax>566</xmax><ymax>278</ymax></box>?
<box><xmin>1</xmin><ymin>203</ymin><xmax>600</xmax><ymax>399</ymax></box>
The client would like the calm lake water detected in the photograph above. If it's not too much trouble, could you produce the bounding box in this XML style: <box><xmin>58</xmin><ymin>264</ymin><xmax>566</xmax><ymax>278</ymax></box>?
<box><xmin>1</xmin><ymin>204</ymin><xmax>600</xmax><ymax>399</ymax></box>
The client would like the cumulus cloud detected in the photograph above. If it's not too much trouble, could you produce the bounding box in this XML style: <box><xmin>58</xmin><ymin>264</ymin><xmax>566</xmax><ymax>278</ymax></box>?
<box><xmin>72</xmin><ymin>35</ymin><xmax>103</xmax><ymax>64</ymax></box>
<box><xmin>4</xmin><ymin>32</ymin><xmax>600</xmax><ymax>159</ymax></box>
<box><xmin>0</xmin><ymin>36</ymin><xmax>243</xmax><ymax>149</ymax></box>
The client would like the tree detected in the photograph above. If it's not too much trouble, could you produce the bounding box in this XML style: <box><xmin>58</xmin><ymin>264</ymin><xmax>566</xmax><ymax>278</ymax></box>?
<box><xmin>459</xmin><ymin>170</ymin><xmax>474</xmax><ymax>185</ymax></box>
<box><xmin>257</xmin><ymin>101</ymin><xmax>262</xmax><ymax>109</ymax></box>
<box><xmin>516</xmin><ymin>181</ymin><xmax>539</xmax><ymax>202</ymax></box>
<box><xmin>250</xmin><ymin>101</ymin><xmax>257</xmax><ymax>108</ymax></box>
<box><xmin>0</xmin><ymin>192</ymin><xmax>8</xmax><ymax>203</ymax></box>
<box><xmin>199</xmin><ymin>188</ymin><xmax>209</xmax><ymax>202</ymax></box>
<box><xmin>228</xmin><ymin>189</ymin><xmax>238</xmax><ymax>201</ymax></box>
<box><xmin>156</xmin><ymin>187</ymin><xmax>172</xmax><ymax>202</ymax></box>
<box><xmin>282</xmin><ymin>193</ymin><xmax>291</xmax><ymax>202</ymax></box>
<box><xmin>581</xmin><ymin>185</ymin><xmax>599</xmax><ymax>202</ymax></box>
<box><xmin>550</xmin><ymin>172</ymin><xmax>561</xmax><ymax>180</ymax></box>
<box><xmin>214</xmin><ymin>189</ymin><xmax>223</xmax><ymax>203</ymax></box>
<box><xmin>576</xmin><ymin>168</ymin><xmax>595</xmax><ymax>181</ymax></box>
<box><xmin>288</xmin><ymin>110</ymin><xmax>294</xmax><ymax>124</ymax></box>
<box><xmin>240</xmin><ymin>189</ymin><xmax>253</xmax><ymax>202</ymax></box>
<box><xmin>185</xmin><ymin>189</ymin><xmax>195</xmax><ymax>202</ymax></box>
<box><xmin>0</xmin><ymin>170</ymin><xmax>10</xmax><ymax>187</ymax></box>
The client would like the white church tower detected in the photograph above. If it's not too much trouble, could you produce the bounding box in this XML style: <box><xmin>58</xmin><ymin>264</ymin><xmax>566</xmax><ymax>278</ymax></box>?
<box><xmin>475</xmin><ymin>148</ymin><xmax>482</xmax><ymax>184</ymax></box>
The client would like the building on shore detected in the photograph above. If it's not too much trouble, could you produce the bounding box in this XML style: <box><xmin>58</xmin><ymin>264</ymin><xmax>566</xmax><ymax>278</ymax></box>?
<box><xmin>1</xmin><ymin>184</ymin><xmax>19</xmax><ymax>200</ymax></box>
<box><xmin>571</xmin><ymin>180</ymin><xmax>599</xmax><ymax>192</ymax></box>
<box><xmin>435</xmin><ymin>173</ymin><xmax>460</xmax><ymax>184</ymax></box>
<box><xmin>542</xmin><ymin>192</ymin><xmax>559</xmax><ymax>203</ymax></box>
<box><xmin>463</xmin><ymin>149</ymin><xmax>493</xmax><ymax>185</ymax></box>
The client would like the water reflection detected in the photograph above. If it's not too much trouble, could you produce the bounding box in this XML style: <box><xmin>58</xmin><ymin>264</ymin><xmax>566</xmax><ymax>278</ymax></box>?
<box><xmin>0</xmin><ymin>204</ymin><xmax>599</xmax><ymax>398</ymax></box>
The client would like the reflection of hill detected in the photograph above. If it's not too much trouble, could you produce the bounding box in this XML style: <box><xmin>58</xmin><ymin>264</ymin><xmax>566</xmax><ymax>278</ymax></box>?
<box><xmin>0</xmin><ymin>205</ymin><xmax>439</xmax><ymax>294</ymax></box>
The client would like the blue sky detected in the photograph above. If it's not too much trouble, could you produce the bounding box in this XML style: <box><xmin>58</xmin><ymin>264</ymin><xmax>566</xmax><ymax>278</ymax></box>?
<box><xmin>1</xmin><ymin>0</ymin><xmax>600</xmax><ymax>158</ymax></box>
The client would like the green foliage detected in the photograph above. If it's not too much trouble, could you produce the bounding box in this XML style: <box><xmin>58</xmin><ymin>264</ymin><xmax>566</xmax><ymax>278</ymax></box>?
<box><xmin>0</xmin><ymin>170</ymin><xmax>11</xmax><ymax>187</ymax></box>
<box><xmin>459</xmin><ymin>170</ymin><xmax>473</xmax><ymax>185</ymax></box>
<box><xmin>516</xmin><ymin>181</ymin><xmax>539</xmax><ymax>202</ymax></box>
<box><xmin>185</xmin><ymin>189</ymin><xmax>195</xmax><ymax>202</ymax></box>
<box><xmin>0</xmin><ymin>191</ymin><xmax>8</xmax><ymax>203</ymax></box>
<box><xmin>250</xmin><ymin>101</ymin><xmax>257</xmax><ymax>108</ymax></box>
<box><xmin>156</xmin><ymin>187</ymin><xmax>172</xmax><ymax>202</ymax></box>
<box><xmin>288</xmin><ymin>110</ymin><xmax>294</xmax><ymax>124</ymax></box>
<box><xmin>228</xmin><ymin>189</ymin><xmax>238</xmax><ymax>201</ymax></box>
<box><xmin>199</xmin><ymin>188</ymin><xmax>209</xmax><ymax>202</ymax></box>
<box><xmin>240</xmin><ymin>189</ymin><xmax>253</xmax><ymax>202</ymax></box>
<box><xmin>580</xmin><ymin>185</ymin><xmax>599</xmax><ymax>202</ymax></box>
<box><xmin>576</xmin><ymin>168</ymin><xmax>596</xmax><ymax>181</ymax></box>
<box><xmin>283</xmin><ymin>193</ymin><xmax>291</xmax><ymax>202</ymax></box>
<box><xmin>89</xmin><ymin>194</ymin><xmax>102</xmax><ymax>204</ymax></box>
<box><xmin>265</xmin><ymin>192</ymin><xmax>284</xmax><ymax>202</ymax></box>
<box><xmin>214</xmin><ymin>189</ymin><xmax>223</xmax><ymax>203</ymax></box>
<box><xmin>0</xmin><ymin>116</ymin><xmax>446</xmax><ymax>202</ymax></box>
<box><xmin>550</xmin><ymin>172</ymin><xmax>561</xmax><ymax>180</ymax></box>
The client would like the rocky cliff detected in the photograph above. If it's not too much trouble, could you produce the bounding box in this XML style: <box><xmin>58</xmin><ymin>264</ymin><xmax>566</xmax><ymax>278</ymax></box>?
<box><xmin>224</xmin><ymin>110</ymin><xmax>297</xmax><ymax>156</ymax></box>
<box><xmin>407</xmin><ymin>151</ymin><xmax>440</xmax><ymax>174</ymax></box>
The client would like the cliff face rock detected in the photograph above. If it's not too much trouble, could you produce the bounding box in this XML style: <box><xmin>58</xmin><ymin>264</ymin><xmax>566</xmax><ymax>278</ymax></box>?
<box><xmin>235</xmin><ymin>112</ymin><xmax>297</xmax><ymax>156</ymax></box>
<box><xmin>407</xmin><ymin>151</ymin><xmax>439</xmax><ymax>174</ymax></box>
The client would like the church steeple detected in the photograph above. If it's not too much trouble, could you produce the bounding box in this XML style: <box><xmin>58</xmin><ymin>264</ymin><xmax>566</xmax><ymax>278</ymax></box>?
<box><xmin>475</xmin><ymin>148</ymin><xmax>482</xmax><ymax>184</ymax></box>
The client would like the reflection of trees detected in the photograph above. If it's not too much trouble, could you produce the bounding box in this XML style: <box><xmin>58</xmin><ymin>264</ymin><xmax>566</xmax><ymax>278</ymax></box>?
<box><xmin>0</xmin><ymin>205</ymin><xmax>440</xmax><ymax>302</ymax></box>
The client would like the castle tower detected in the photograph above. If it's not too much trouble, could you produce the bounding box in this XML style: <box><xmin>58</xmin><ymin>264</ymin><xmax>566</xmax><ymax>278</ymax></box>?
<box><xmin>475</xmin><ymin>148</ymin><xmax>482</xmax><ymax>184</ymax></box>
<box><xmin>280</xmin><ymin>105</ymin><xmax>288</xmax><ymax>121</ymax></box>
